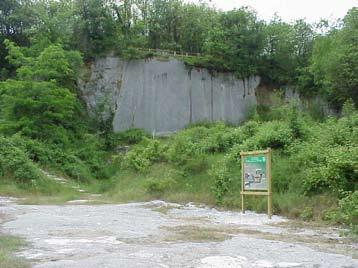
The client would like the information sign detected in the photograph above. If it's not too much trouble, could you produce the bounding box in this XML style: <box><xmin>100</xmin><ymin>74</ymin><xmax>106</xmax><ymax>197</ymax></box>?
<box><xmin>240</xmin><ymin>148</ymin><xmax>272</xmax><ymax>219</ymax></box>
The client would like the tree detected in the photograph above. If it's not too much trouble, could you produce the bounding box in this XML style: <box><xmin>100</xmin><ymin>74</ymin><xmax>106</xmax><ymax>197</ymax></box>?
<box><xmin>29</xmin><ymin>0</ymin><xmax>77</xmax><ymax>53</ymax></box>
<box><xmin>293</xmin><ymin>19</ymin><xmax>314</xmax><ymax>65</ymax></box>
<box><xmin>146</xmin><ymin>0</ymin><xmax>183</xmax><ymax>50</ymax></box>
<box><xmin>5</xmin><ymin>39</ymin><xmax>82</xmax><ymax>88</ymax></box>
<box><xmin>0</xmin><ymin>40</ymin><xmax>82</xmax><ymax>143</ymax></box>
<box><xmin>0</xmin><ymin>80</ymin><xmax>76</xmax><ymax>143</ymax></box>
<box><xmin>292</xmin><ymin>19</ymin><xmax>315</xmax><ymax>96</ymax></box>
<box><xmin>310</xmin><ymin>7</ymin><xmax>358</xmax><ymax>108</ymax></box>
<box><xmin>179</xmin><ymin>3</ymin><xmax>217</xmax><ymax>53</ymax></box>
<box><xmin>0</xmin><ymin>0</ymin><xmax>36</xmax><ymax>78</ymax></box>
<box><xmin>261</xmin><ymin>16</ymin><xmax>296</xmax><ymax>85</ymax></box>
<box><xmin>203</xmin><ymin>7</ymin><xmax>265</xmax><ymax>77</ymax></box>
<box><xmin>73</xmin><ymin>0</ymin><xmax>118</xmax><ymax>58</ymax></box>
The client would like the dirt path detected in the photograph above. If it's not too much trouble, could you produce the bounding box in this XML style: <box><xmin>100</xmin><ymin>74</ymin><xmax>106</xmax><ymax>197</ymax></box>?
<box><xmin>0</xmin><ymin>197</ymin><xmax>357</xmax><ymax>268</ymax></box>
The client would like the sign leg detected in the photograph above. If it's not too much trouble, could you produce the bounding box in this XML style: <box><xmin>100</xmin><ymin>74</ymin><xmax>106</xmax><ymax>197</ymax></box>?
<box><xmin>241</xmin><ymin>194</ymin><xmax>245</xmax><ymax>214</ymax></box>
<box><xmin>268</xmin><ymin>193</ymin><xmax>272</xmax><ymax>219</ymax></box>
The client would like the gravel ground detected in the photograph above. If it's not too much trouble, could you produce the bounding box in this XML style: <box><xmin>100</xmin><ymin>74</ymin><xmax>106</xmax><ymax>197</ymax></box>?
<box><xmin>0</xmin><ymin>197</ymin><xmax>357</xmax><ymax>268</ymax></box>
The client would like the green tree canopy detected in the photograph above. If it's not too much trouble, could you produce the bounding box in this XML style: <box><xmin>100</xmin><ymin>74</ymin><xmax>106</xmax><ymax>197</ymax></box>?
<box><xmin>311</xmin><ymin>7</ymin><xmax>358</xmax><ymax>108</ymax></box>
<box><xmin>0</xmin><ymin>39</ymin><xmax>82</xmax><ymax>143</ymax></box>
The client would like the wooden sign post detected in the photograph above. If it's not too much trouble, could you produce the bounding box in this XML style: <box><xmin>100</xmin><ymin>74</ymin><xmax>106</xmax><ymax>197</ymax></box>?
<box><xmin>240</xmin><ymin>148</ymin><xmax>272</xmax><ymax>219</ymax></box>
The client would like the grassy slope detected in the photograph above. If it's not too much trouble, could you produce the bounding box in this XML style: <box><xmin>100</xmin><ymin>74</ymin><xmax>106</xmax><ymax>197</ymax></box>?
<box><xmin>105</xmin><ymin>155</ymin><xmax>220</xmax><ymax>205</ymax></box>
<box><xmin>0</xmin><ymin>105</ymin><xmax>356</xmax><ymax>231</ymax></box>
<box><xmin>99</xmin><ymin>106</ymin><xmax>357</xmax><ymax>227</ymax></box>
<box><xmin>0</xmin><ymin>177</ymin><xmax>81</xmax><ymax>205</ymax></box>
<box><xmin>102</xmin><ymin>155</ymin><xmax>338</xmax><ymax>221</ymax></box>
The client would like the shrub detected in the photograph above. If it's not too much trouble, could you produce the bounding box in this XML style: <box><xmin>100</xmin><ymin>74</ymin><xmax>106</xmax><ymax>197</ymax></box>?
<box><xmin>165</xmin><ymin>127</ymin><xmax>206</xmax><ymax>164</ymax></box>
<box><xmin>322</xmin><ymin>208</ymin><xmax>343</xmax><ymax>224</ymax></box>
<box><xmin>0</xmin><ymin>136</ymin><xmax>43</xmax><ymax>182</ymax></box>
<box><xmin>322</xmin><ymin>191</ymin><xmax>358</xmax><ymax>232</ymax></box>
<box><xmin>122</xmin><ymin>47</ymin><xmax>145</xmax><ymax>60</ymax></box>
<box><xmin>288</xmin><ymin>104</ymin><xmax>305</xmax><ymax>139</ymax></box>
<box><xmin>241</xmin><ymin>121</ymin><xmax>260</xmax><ymax>138</ymax></box>
<box><xmin>300</xmin><ymin>207</ymin><xmax>314</xmax><ymax>221</ymax></box>
<box><xmin>124</xmin><ymin>138</ymin><xmax>164</xmax><ymax>172</ymax></box>
<box><xmin>303</xmin><ymin>146</ymin><xmax>358</xmax><ymax>194</ymax></box>
<box><xmin>202</xmin><ymin>124</ymin><xmax>243</xmax><ymax>153</ymax></box>
<box><xmin>241</xmin><ymin>121</ymin><xmax>293</xmax><ymax>151</ymax></box>
<box><xmin>342</xmin><ymin>98</ymin><xmax>356</xmax><ymax>117</ymax></box>
<box><xmin>116</xmin><ymin>128</ymin><xmax>149</xmax><ymax>145</ymax></box>
<box><xmin>166</xmin><ymin>124</ymin><xmax>242</xmax><ymax>165</ymax></box>
<box><xmin>209</xmin><ymin>161</ymin><xmax>232</xmax><ymax>204</ymax></box>
<box><xmin>9</xmin><ymin>134</ymin><xmax>104</xmax><ymax>181</ymax></box>
<box><xmin>62</xmin><ymin>161</ymin><xmax>92</xmax><ymax>182</ymax></box>
<box><xmin>8</xmin><ymin>134</ymin><xmax>53</xmax><ymax>165</ymax></box>
<box><xmin>145</xmin><ymin>177</ymin><xmax>176</xmax><ymax>195</ymax></box>
<box><xmin>200</xmin><ymin>125</ymin><xmax>228</xmax><ymax>153</ymax></box>
<box><xmin>72</xmin><ymin>134</ymin><xmax>112</xmax><ymax>179</ymax></box>
<box><xmin>338</xmin><ymin>191</ymin><xmax>358</xmax><ymax>229</ymax></box>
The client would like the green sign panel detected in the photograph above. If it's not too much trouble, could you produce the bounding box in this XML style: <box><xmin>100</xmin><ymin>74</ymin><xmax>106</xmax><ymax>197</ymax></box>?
<box><xmin>243</xmin><ymin>154</ymin><xmax>268</xmax><ymax>190</ymax></box>
<box><xmin>244</xmin><ymin>156</ymin><xmax>266</xmax><ymax>163</ymax></box>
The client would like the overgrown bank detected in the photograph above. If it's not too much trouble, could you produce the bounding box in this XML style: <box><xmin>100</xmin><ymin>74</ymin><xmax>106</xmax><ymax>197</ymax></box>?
<box><xmin>0</xmin><ymin>102</ymin><xmax>357</xmax><ymax>234</ymax></box>
<box><xmin>99</xmin><ymin>101</ymin><xmax>357</xmax><ymax>233</ymax></box>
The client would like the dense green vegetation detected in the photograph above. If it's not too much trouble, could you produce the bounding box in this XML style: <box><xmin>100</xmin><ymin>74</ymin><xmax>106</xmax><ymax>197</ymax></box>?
<box><xmin>1</xmin><ymin>0</ymin><xmax>357</xmax><ymax>107</ymax></box>
<box><xmin>0</xmin><ymin>0</ymin><xmax>357</xmax><ymax>233</ymax></box>
<box><xmin>101</xmin><ymin>101</ymin><xmax>357</xmax><ymax>232</ymax></box>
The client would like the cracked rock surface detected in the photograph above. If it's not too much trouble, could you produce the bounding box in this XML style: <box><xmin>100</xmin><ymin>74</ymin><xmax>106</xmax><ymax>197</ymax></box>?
<box><xmin>1</xmin><ymin>198</ymin><xmax>357</xmax><ymax>268</ymax></box>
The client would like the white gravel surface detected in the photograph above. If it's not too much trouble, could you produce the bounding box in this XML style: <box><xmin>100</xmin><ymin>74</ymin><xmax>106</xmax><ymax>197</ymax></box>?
<box><xmin>0</xmin><ymin>197</ymin><xmax>357</xmax><ymax>268</ymax></box>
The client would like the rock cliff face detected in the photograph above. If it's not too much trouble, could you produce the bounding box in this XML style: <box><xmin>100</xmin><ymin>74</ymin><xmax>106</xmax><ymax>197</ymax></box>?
<box><xmin>79</xmin><ymin>57</ymin><xmax>260</xmax><ymax>134</ymax></box>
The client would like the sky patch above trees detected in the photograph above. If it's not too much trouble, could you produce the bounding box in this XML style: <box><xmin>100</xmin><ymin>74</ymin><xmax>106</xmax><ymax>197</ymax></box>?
<box><xmin>189</xmin><ymin>0</ymin><xmax>357</xmax><ymax>23</ymax></box>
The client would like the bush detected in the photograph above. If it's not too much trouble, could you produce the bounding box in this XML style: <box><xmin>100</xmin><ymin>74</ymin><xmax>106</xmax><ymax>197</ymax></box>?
<box><xmin>322</xmin><ymin>208</ymin><xmax>343</xmax><ymax>224</ymax></box>
<box><xmin>342</xmin><ymin>98</ymin><xmax>356</xmax><ymax>117</ymax></box>
<box><xmin>122</xmin><ymin>47</ymin><xmax>146</xmax><ymax>60</ymax></box>
<box><xmin>145</xmin><ymin>177</ymin><xmax>176</xmax><ymax>195</ymax></box>
<box><xmin>303</xmin><ymin>146</ymin><xmax>358</xmax><ymax>194</ymax></box>
<box><xmin>8</xmin><ymin>134</ymin><xmax>108</xmax><ymax>181</ymax></box>
<box><xmin>166</xmin><ymin>124</ymin><xmax>242</xmax><ymax>165</ymax></box>
<box><xmin>209</xmin><ymin>162</ymin><xmax>232</xmax><ymax>204</ymax></box>
<box><xmin>338</xmin><ymin>191</ymin><xmax>358</xmax><ymax>229</ymax></box>
<box><xmin>0</xmin><ymin>136</ymin><xmax>43</xmax><ymax>182</ymax></box>
<box><xmin>322</xmin><ymin>191</ymin><xmax>358</xmax><ymax>233</ymax></box>
<box><xmin>241</xmin><ymin>121</ymin><xmax>260</xmax><ymax>138</ymax></box>
<box><xmin>300</xmin><ymin>207</ymin><xmax>314</xmax><ymax>221</ymax></box>
<box><xmin>116</xmin><ymin>128</ymin><xmax>149</xmax><ymax>145</ymax></box>
<box><xmin>124</xmin><ymin>138</ymin><xmax>164</xmax><ymax>172</ymax></box>
<box><xmin>288</xmin><ymin>104</ymin><xmax>306</xmax><ymax>139</ymax></box>
<box><xmin>202</xmin><ymin>124</ymin><xmax>243</xmax><ymax>153</ymax></box>
<box><xmin>8</xmin><ymin>134</ymin><xmax>53</xmax><ymax>165</ymax></box>
<box><xmin>241</xmin><ymin>121</ymin><xmax>293</xmax><ymax>151</ymax></box>
<box><xmin>165</xmin><ymin>127</ymin><xmax>206</xmax><ymax>164</ymax></box>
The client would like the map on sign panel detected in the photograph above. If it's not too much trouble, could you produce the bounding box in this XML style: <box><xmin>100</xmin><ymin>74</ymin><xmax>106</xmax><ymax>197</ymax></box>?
<box><xmin>243</xmin><ymin>155</ymin><xmax>268</xmax><ymax>191</ymax></box>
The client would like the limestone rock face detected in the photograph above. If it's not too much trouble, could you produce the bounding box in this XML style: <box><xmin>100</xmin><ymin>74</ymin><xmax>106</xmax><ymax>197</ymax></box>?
<box><xmin>79</xmin><ymin>57</ymin><xmax>260</xmax><ymax>134</ymax></box>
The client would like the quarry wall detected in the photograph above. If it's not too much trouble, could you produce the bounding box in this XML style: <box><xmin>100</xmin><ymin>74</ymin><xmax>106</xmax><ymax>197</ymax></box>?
<box><xmin>79</xmin><ymin>57</ymin><xmax>260</xmax><ymax>134</ymax></box>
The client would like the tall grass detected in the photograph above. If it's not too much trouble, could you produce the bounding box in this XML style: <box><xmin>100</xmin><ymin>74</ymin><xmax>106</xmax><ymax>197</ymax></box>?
<box><xmin>0</xmin><ymin>234</ymin><xmax>29</xmax><ymax>268</ymax></box>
